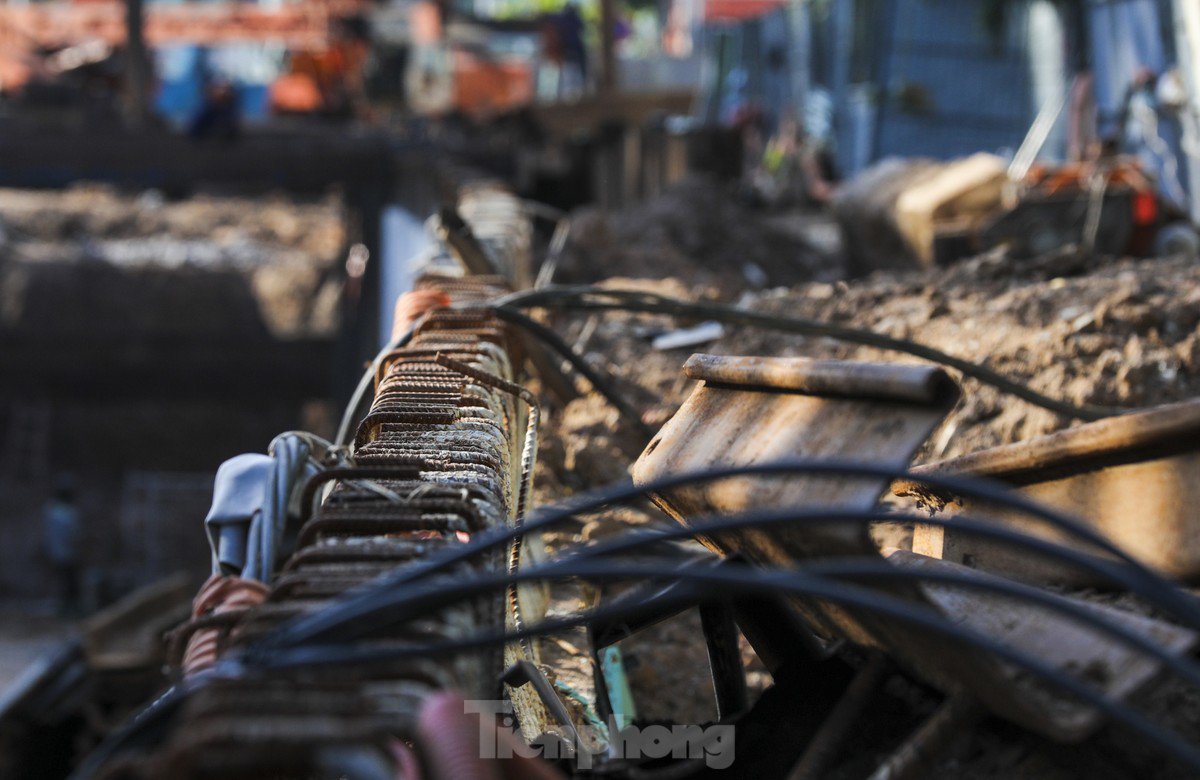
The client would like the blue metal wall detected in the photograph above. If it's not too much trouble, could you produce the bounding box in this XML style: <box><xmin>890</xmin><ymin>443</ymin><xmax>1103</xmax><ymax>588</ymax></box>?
<box><xmin>703</xmin><ymin>0</ymin><xmax>1045</xmax><ymax>174</ymax></box>
<box><xmin>871</xmin><ymin>0</ymin><xmax>1034</xmax><ymax>162</ymax></box>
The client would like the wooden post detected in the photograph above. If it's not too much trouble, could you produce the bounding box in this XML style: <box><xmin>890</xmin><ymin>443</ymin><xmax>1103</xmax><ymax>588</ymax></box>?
<box><xmin>598</xmin><ymin>0</ymin><xmax>618</xmax><ymax>93</ymax></box>
<box><xmin>124</xmin><ymin>0</ymin><xmax>150</xmax><ymax>127</ymax></box>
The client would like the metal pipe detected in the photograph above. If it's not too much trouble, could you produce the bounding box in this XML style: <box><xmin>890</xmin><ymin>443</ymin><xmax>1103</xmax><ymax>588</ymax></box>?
<box><xmin>866</xmin><ymin>696</ymin><xmax>979</xmax><ymax>780</ymax></box>
<box><xmin>788</xmin><ymin>653</ymin><xmax>891</xmax><ymax>780</ymax></box>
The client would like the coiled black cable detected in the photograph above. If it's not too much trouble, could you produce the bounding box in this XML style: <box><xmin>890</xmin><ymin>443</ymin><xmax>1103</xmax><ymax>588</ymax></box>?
<box><xmin>256</xmin><ymin>506</ymin><xmax>1200</xmax><ymax>692</ymax></box>
<box><xmin>258</xmin><ymin>560</ymin><xmax>1200</xmax><ymax>773</ymax></box>
<box><xmin>493</xmin><ymin>306</ymin><xmax>652</xmax><ymax>437</ymax></box>
<box><xmin>253</xmin><ymin>460</ymin><xmax>1200</xmax><ymax>653</ymax></box>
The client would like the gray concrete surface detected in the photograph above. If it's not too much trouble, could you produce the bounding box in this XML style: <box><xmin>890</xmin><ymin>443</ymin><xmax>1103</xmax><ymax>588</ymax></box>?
<box><xmin>0</xmin><ymin>606</ymin><xmax>76</xmax><ymax>698</ymax></box>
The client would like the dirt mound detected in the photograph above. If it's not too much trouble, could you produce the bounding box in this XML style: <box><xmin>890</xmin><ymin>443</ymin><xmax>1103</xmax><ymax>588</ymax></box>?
<box><xmin>558</xmin><ymin>175</ymin><xmax>839</xmax><ymax>292</ymax></box>
<box><xmin>534</xmin><ymin>251</ymin><xmax>1200</xmax><ymax>489</ymax></box>
<box><xmin>733</xmin><ymin>249</ymin><xmax>1200</xmax><ymax>460</ymax></box>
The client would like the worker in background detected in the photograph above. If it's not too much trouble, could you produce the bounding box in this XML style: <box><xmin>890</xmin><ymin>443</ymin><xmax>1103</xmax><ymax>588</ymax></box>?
<box><xmin>1067</xmin><ymin>70</ymin><xmax>1098</xmax><ymax>162</ymax></box>
<box><xmin>42</xmin><ymin>478</ymin><xmax>83</xmax><ymax>617</ymax></box>
<box><xmin>189</xmin><ymin>79</ymin><xmax>241</xmax><ymax>142</ymax></box>
<box><xmin>538</xmin><ymin>12</ymin><xmax>565</xmax><ymax>95</ymax></box>
<box><xmin>321</xmin><ymin>16</ymin><xmax>372</xmax><ymax>118</ymax></box>
<box><xmin>554</xmin><ymin>2</ymin><xmax>588</xmax><ymax>97</ymax></box>
<box><xmin>536</xmin><ymin>2</ymin><xmax>588</xmax><ymax>99</ymax></box>
<box><xmin>1119</xmin><ymin>66</ymin><xmax>1189</xmax><ymax>209</ymax></box>
<box><xmin>403</xmin><ymin>0</ymin><xmax>454</xmax><ymax>116</ymax></box>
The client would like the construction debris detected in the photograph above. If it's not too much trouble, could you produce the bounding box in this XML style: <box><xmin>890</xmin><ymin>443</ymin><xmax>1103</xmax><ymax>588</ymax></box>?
<box><xmin>7</xmin><ymin>175</ymin><xmax>1200</xmax><ymax>778</ymax></box>
<box><xmin>835</xmin><ymin>153</ymin><xmax>1196</xmax><ymax>277</ymax></box>
<box><xmin>526</xmin><ymin>231</ymin><xmax>1200</xmax><ymax>777</ymax></box>
<box><xmin>8</xmin><ymin>0</ymin><xmax>1200</xmax><ymax>776</ymax></box>
<box><xmin>651</xmin><ymin>321</ymin><xmax>725</xmax><ymax>351</ymax></box>
<box><xmin>537</xmin><ymin>247</ymin><xmax>1200</xmax><ymax>489</ymax></box>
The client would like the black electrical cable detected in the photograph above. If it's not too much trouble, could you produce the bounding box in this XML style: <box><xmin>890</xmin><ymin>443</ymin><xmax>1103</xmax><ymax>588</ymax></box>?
<box><xmin>291</xmin><ymin>506</ymin><xmax>1190</xmax><ymax>653</ymax></box>
<box><xmin>798</xmin><ymin>557</ymin><xmax>1200</xmax><ymax>689</ymax></box>
<box><xmin>255</xmin><ymin>561</ymin><xmax>1200</xmax><ymax>773</ymax></box>
<box><xmin>259</xmin><ymin>505</ymin><xmax>1200</xmax><ymax>692</ymax></box>
<box><xmin>491</xmin><ymin>305</ymin><xmax>653</xmax><ymax>437</ymax></box>
<box><xmin>257</xmin><ymin>477</ymin><xmax>1198</xmax><ymax>653</ymax></box>
<box><xmin>69</xmin><ymin>682</ymin><xmax>192</xmax><ymax>780</ymax></box>
<box><xmin>491</xmin><ymin>285</ymin><xmax>1130</xmax><ymax>421</ymax></box>
<box><xmin>559</xmin><ymin>516</ymin><xmax>1200</xmax><ymax>690</ymax></box>
<box><xmin>82</xmin><ymin>554</ymin><xmax>1200</xmax><ymax>778</ymax></box>
<box><xmin>264</xmin><ymin>549</ymin><xmax>1200</xmax><ymax>696</ymax></box>
<box><xmin>252</xmin><ymin>460</ymin><xmax>1200</xmax><ymax>653</ymax></box>
<box><xmin>334</xmin><ymin>325</ymin><xmax>417</xmax><ymax>448</ymax></box>
<box><xmin>565</xmin><ymin>507</ymin><xmax>1146</xmax><ymax>588</ymax></box>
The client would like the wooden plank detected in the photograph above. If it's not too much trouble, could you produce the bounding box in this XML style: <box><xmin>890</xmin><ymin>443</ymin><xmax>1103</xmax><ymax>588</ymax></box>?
<box><xmin>887</xmin><ymin>550</ymin><xmax>1197</xmax><ymax>738</ymax></box>
<box><xmin>634</xmin><ymin>357</ymin><xmax>958</xmax><ymax>648</ymax></box>
<box><xmin>633</xmin><ymin>356</ymin><xmax>1194</xmax><ymax>741</ymax></box>
<box><xmin>905</xmin><ymin>398</ymin><xmax>1200</xmax><ymax>485</ymax></box>
<box><xmin>635</xmin><ymin>377</ymin><xmax>955</xmax><ymax>560</ymax></box>
<box><xmin>895</xmin><ymin>400</ymin><xmax>1200</xmax><ymax>582</ymax></box>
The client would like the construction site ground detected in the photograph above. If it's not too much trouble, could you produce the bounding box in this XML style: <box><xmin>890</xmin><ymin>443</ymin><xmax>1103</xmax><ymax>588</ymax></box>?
<box><xmin>540</xmin><ymin>177</ymin><xmax>1200</xmax><ymax>480</ymax></box>
<box><xmin>530</xmin><ymin>175</ymin><xmax>1200</xmax><ymax>778</ymax></box>
<box><xmin>2</xmin><ymin>176</ymin><xmax>1198</xmax><ymax>776</ymax></box>
<box><xmin>0</xmin><ymin>609</ymin><xmax>75</xmax><ymax>696</ymax></box>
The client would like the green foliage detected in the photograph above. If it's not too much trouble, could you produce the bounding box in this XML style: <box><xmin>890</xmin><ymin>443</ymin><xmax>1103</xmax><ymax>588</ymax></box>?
<box><xmin>490</xmin><ymin>0</ymin><xmax>586</xmax><ymax>19</ymax></box>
